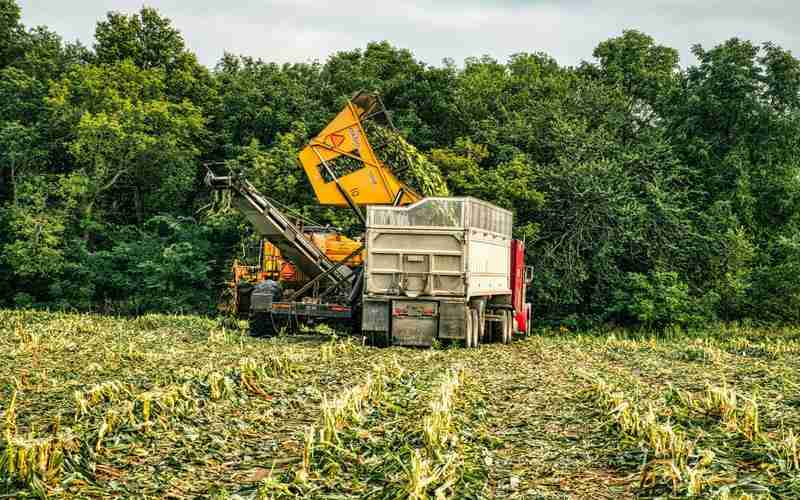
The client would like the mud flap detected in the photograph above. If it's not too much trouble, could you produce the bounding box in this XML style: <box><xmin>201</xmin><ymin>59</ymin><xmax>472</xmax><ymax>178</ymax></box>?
<box><xmin>391</xmin><ymin>300</ymin><xmax>438</xmax><ymax>346</ymax></box>
<box><xmin>438</xmin><ymin>301</ymin><xmax>467</xmax><ymax>340</ymax></box>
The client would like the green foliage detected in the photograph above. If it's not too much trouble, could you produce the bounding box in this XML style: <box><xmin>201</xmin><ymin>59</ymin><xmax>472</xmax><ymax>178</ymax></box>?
<box><xmin>0</xmin><ymin>121</ymin><xmax>43</xmax><ymax>202</ymax></box>
<box><xmin>94</xmin><ymin>7</ymin><xmax>216</xmax><ymax>107</ymax></box>
<box><xmin>1</xmin><ymin>1</ymin><xmax>800</xmax><ymax>328</ymax></box>
<box><xmin>47</xmin><ymin>60</ymin><xmax>205</xmax><ymax>231</ymax></box>
<box><xmin>95</xmin><ymin>216</ymin><xmax>217</xmax><ymax>314</ymax></box>
<box><xmin>0</xmin><ymin>67</ymin><xmax>47</xmax><ymax>123</ymax></box>
<box><xmin>22</xmin><ymin>215</ymin><xmax>225</xmax><ymax>313</ymax></box>
<box><xmin>0</xmin><ymin>0</ymin><xmax>22</xmax><ymax>67</ymax></box>
<box><xmin>431</xmin><ymin>139</ymin><xmax>543</xmax><ymax>229</ymax></box>
<box><xmin>95</xmin><ymin>7</ymin><xmax>185</xmax><ymax>71</ymax></box>
<box><xmin>612</xmin><ymin>271</ymin><xmax>712</xmax><ymax>329</ymax></box>
<box><xmin>1</xmin><ymin>176</ymin><xmax>66</xmax><ymax>278</ymax></box>
<box><xmin>13</xmin><ymin>26</ymin><xmax>87</xmax><ymax>81</ymax></box>
<box><xmin>591</xmin><ymin>29</ymin><xmax>679</xmax><ymax>104</ymax></box>
<box><xmin>371</xmin><ymin>126</ymin><xmax>449</xmax><ymax>197</ymax></box>
<box><xmin>235</xmin><ymin>127</ymin><xmax>310</xmax><ymax>206</ymax></box>
<box><xmin>750</xmin><ymin>227</ymin><xmax>800</xmax><ymax>322</ymax></box>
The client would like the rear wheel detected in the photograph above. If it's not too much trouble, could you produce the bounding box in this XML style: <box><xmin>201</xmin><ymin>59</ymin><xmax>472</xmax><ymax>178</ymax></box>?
<box><xmin>487</xmin><ymin>310</ymin><xmax>500</xmax><ymax>343</ymax></box>
<box><xmin>478</xmin><ymin>307</ymin><xmax>486</xmax><ymax>343</ymax></box>
<box><xmin>272</xmin><ymin>314</ymin><xmax>292</xmax><ymax>335</ymax></box>
<box><xmin>503</xmin><ymin>311</ymin><xmax>513</xmax><ymax>344</ymax></box>
<box><xmin>525</xmin><ymin>305</ymin><xmax>532</xmax><ymax>336</ymax></box>
<box><xmin>464</xmin><ymin>309</ymin><xmax>473</xmax><ymax>348</ymax></box>
<box><xmin>495</xmin><ymin>311</ymin><xmax>506</xmax><ymax>344</ymax></box>
<box><xmin>249</xmin><ymin>312</ymin><xmax>274</xmax><ymax>338</ymax></box>
<box><xmin>470</xmin><ymin>309</ymin><xmax>480</xmax><ymax>348</ymax></box>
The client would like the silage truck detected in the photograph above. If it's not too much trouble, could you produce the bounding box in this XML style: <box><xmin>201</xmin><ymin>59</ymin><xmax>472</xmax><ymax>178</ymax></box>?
<box><xmin>207</xmin><ymin>92</ymin><xmax>532</xmax><ymax>347</ymax></box>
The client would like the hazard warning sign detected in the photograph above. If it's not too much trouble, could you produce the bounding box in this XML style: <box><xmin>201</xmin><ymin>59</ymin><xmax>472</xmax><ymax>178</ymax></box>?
<box><xmin>325</xmin><ymin>133</ymin><xmax>345</xmax><ymax>148</ymax></box>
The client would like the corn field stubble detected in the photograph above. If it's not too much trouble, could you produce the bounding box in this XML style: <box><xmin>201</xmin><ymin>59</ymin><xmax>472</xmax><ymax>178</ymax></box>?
<box><xmin>1</xmin><ymin>311</ymin><xmax>799</xmax><ymax>499</ymax></box>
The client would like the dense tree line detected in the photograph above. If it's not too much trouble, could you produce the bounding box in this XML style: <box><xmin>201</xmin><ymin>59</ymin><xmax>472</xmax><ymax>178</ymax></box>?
<box><xmin>1</xmin><ymin>1</ymin><xmax>799</xmax><ymax>327</ymax></box>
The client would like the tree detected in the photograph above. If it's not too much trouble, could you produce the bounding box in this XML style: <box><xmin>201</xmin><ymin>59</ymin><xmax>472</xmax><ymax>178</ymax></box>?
<box><xmin>591</xmin><ymin>30</ymin><xmax>679</xmax><ymax>105</ymax></box>
<box><xmin>214</xmin><ymin>55</ymin><xmax>321</xmax><ymax>151</ymax></box>
<box><xmin>319</xmin><ymin>42</ymin><xmax>459</xmax><ymax>148</ymax></box>
<box><xmin>0</xmin><ymin>0</ymin><xmax>22</xmax><ymax>67</ymax></box>
<box><xmin>94</xmin><ymin>7</ymin><xmax>216</xmax><ymax>107</ymax></box>
<box><xmin>0</xmin><ymin>121</ymin><xmax>42</xmax><ymax>204</ymax></box>
<box><xmin>431</xmin><ymin>138</ymin><xmax>543</xmax><ymax>237</ymax></box>
<box><xmin>14</xmin><ymin>26</ymin><xmax>88</xmax><ymax>80</ymax></box>
<box><xmin>47</xmin><ymin>60</ymin><xmax>206</xmax><ymax>238</ymax></box>
<box><xmin>665</xmin><ymin>39</ymin><xmax>800</xmax><ymax>233</ymax></box>
<box><xmin>0</xmin><ymin>68</ymin><xmax>48</xmax><ymax>203</ymax></box>
<box><xmin>95</xmin><ymin>7</ymin><xmax>185</xmax><ymax>70</ymax></box>
<box><xmin>1</xmin><ymin>175</ymin><xmax>67</xmax><ymax>284</ymax></box>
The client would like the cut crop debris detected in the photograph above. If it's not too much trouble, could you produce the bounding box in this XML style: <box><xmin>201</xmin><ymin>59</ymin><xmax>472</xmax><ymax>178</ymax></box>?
<box><xmin>2</xmin><ymin>311</ymin><xmax>799</xmax><ymax>498</ymax></box>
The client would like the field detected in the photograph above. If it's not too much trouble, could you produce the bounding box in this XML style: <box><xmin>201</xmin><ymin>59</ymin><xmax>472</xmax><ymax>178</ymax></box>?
<box><xmin>1</xmin><ymin>310</ymin><xmax>799</xmax><ymax>499</ymax></box>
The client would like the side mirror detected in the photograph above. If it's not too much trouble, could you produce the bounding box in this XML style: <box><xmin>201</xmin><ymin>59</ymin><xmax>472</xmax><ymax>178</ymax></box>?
<box><xmin>524</xmin><ymin>265</ymin><xmax>534</xmax><ymax>285</ymax></box>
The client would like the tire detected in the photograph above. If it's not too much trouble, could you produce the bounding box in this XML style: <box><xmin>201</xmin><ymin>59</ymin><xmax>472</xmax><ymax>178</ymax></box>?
<box><xmin>249</xmin><ymin>312</ymin><xmax>274</xmax><ymax>338</ymax></box>
<box><xmin>504</xmin><ymin>311</ymin><xmax>513</xmax><ymax>344</ymax></box>
<box><xmin>465</xmin><ymin>309</ymin><xmax>473</xmax><ymax>348</ymax></box>
<box><xmin>274</xmin><ymin>314</ymin><xmax>296</xmax><ymax>336</ymax></box>
<box><xmin>272</xmin><ymin>315</ymin><xmax>284</xmax><ymax>335</ymax></box>
<box><xmin>525</xmin><ymin>305</ymin><xmax>532</xmax><ymax>336</ymax></box>
<box><xmin>470</xmin><ymin>309</ymin><xmax>480</xmax><ymax>348</ymax></box>
<box><xmin>351</xmin><ymin>307</ymin><xmax>363</xmax><ymax>337</ymax></box>
<box><xmin>497</xmin><ymin>311</ymin><xmax>506</xmax><ymax>344</ymax></box>
<box><xmin>478</xmin><ymin>307</ymin><xmax>486</xmax><ymax>344</ymax></box>
<box><xmin>488</xmin><ymin>310</ymin><xmax>500</xmax><ymax>343</ymax></box>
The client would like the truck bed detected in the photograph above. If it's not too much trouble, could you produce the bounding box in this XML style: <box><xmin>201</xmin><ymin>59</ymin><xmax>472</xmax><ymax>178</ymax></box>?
<box><xmin>364</xmin><ymin>197</ymin><xmax>512</xmax><ymax>300</ymax></box>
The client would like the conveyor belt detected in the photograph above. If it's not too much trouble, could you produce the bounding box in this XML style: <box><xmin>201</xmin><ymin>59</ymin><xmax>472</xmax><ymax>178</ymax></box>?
<box><xmin>205</xmin><ymin>172</ymin><xmax>351</xmax><ymax>284</ymax></box>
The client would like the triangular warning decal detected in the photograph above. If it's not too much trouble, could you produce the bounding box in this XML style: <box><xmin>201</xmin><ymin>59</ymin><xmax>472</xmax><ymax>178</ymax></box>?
<box><xmin>325</xmin><ymin>133</ymin><xmax>345</xmax><ymax>148</ymax></box>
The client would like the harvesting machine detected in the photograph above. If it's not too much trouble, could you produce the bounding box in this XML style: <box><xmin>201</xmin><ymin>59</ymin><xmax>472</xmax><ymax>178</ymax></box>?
<box><xmin>207</xmin><ymin>92</ymin><xmax>532</xmax><ymax>346</ymax></box>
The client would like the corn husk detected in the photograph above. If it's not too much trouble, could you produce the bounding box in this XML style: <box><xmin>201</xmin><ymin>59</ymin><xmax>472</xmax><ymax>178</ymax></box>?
<box><xmin>370</xmin><ymin>126</ymin><xmax>450</xmax><ymax>197</ymax></box>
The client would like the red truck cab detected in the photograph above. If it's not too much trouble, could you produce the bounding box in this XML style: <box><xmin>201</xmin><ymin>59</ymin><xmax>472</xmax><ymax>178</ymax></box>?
<box><xmin>510</xmin><ymin>240</ymin><xmax>533</xmax><ymax>336</ymax></box>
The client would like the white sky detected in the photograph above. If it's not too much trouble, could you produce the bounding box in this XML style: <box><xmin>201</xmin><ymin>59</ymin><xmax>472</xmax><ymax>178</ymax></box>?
<box><xmin>17</xmin><ymin>0</ymin><xmax>799</xmax><ymax>68</ymax></box>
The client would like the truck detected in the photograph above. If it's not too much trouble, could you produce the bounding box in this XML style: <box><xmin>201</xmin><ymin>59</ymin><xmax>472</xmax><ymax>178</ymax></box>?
<box><xmin>362</xmin><ymin>197</ymin><xmax>532</xmax><ymax>347</ymax></box>
<box><xmin>207</xmin><ymin>92</ymin><xmax>532</xmax><ymax>346</ymax></box>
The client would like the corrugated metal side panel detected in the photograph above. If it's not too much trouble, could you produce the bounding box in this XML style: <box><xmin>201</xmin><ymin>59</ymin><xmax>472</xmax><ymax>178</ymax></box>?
<box><xmin>465</xmin><ymin>229</ymin><xmax>512</xmax><ymax>297</ymax></box>
<box><xmin>365</xmin><ymin>229</ymin><xmax>466</xmax><ymax>297</ymax></box>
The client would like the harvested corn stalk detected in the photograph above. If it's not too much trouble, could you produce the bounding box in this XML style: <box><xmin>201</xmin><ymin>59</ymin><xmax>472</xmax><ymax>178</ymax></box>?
<box><xmin>370</xmin><ymin>125</ymin><xmax>450</xmax><ymax>197</ymax></box>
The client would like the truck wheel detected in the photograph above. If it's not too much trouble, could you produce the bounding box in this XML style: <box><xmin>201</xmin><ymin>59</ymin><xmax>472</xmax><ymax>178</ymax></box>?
<box><xmin>525</xmin><ymin>304</ymin><xmax>532</xmax><ymax>336</ymax></box>
<box><xmin>285</xmin><ymin>315</ymin><xmax>297</xmax><ymax>335</ymax></box>
<box><xmin>504</xmin><ymin>311</ymin><xmax>513</xmax><ymax>344</ymax></box>
<box><xmin>249</xmin><ymin>312</ymin><xmax>274</xmax><ymax>338</ymax></box>
<box><xmin>271</xmin><ymin>315</ymin><xmax>286</xmax><ymax>335</ymax></box>
<box><xmin>478</xmin><ymin>308</ymin><xmax>486</xmax><ymax>344</ymax></box>
<box><xmin>488</xmin><ymin>310</ymin><xmax>501</xmax><ymax>343</ymax></box>
<box><xmin>470</xmin><ymin>309</ymin><xmax>480</xmax><ymax>348</ymax></box>
<box><xmin>465</xmin><ymin>309</ymin><xmax>473</xmax><ymax>348</ymax></box>
<box><xmin>351</xmin><ymin>307</ymin><xmax>362</xmax><ymax>337</ymax></box>
<box><xmin>496</xmin><ymin>311</ymin><xmax>506</xmax><ymax>344</ymax></box>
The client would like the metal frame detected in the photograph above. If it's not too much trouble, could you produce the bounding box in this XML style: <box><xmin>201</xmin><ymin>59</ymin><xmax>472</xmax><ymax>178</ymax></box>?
<box><xmin>204</xmin><ymin>170</ymin><xmax>351</xmax><ymax>287</ymax></box>
<box><xmin>298</xmin><ymin>91</ymin><xmax>421</xmax><ymax>209</ymax></box>
<box><xmin>287</xmin><ymin>245</ymin><xmax>364</xmax><ymax>301</ymax></box>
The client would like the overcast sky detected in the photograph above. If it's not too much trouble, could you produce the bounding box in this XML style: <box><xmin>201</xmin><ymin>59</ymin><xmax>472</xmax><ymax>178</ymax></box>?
<box><xmin>16</xmin><ymin>1</ymin><xmax>798</xmax><ymax>68</ymax></box>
